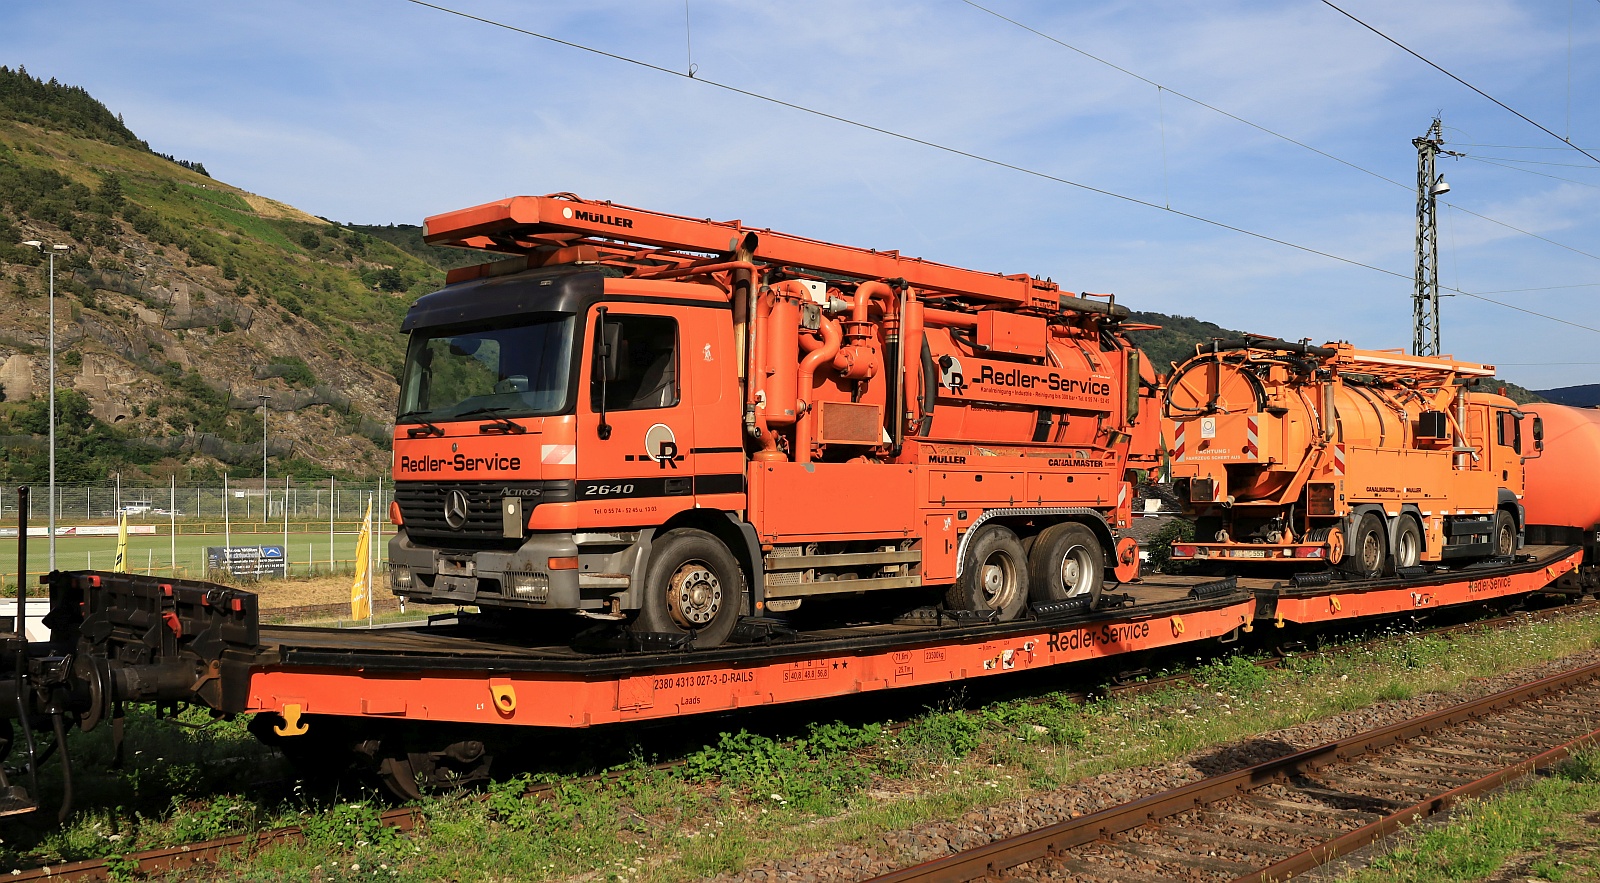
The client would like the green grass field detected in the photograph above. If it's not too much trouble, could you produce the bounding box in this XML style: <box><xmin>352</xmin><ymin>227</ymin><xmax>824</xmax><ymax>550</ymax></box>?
<box><xmin>0</xmin><ymin>527</ymin><xmax>387</xmax><ymax>591</ymax></box>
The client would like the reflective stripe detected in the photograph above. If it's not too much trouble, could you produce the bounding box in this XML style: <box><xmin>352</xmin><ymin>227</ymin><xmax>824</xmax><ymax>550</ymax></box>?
<box><xmin>541</xmin><ymin>444</ymin><xmax>577</xmax><ymax>466</ymax></box>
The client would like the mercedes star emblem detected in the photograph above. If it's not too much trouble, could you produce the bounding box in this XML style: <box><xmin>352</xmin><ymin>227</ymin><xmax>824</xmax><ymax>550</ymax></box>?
<box><xmin>443</xmin><ymin>489</ymin><xmax>470</xmax><ymax>529</ymax></box>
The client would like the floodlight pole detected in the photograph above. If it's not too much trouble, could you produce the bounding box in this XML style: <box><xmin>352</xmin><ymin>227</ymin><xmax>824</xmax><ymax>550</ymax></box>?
<box><xmin>20</xmin><ymin>241</ymin><xmax>69</xmax><ymax>570</ymax></box>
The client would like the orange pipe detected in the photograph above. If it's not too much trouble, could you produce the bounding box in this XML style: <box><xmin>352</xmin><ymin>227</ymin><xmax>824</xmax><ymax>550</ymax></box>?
<box><xmin>902</xmin><ymin>294</ymin><xmax>924</xmax><ymax>433</ymax></box>
<box><xmin>853</xmin><ymin>280</ymin><xmax>894</xmax><ymax>323</ymax></box>
<box><xmin>923</xmin><ymin>307</ymin><xmax>977</xmax><ymax>329</ymax></box>
<box><xmin>794</xmin><ymin>317</ymin><xmax>842</xmax><ymax>464</ymax></box>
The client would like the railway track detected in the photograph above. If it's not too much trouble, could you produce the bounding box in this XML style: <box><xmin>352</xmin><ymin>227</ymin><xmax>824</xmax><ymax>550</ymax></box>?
<box><xmin>9</xmin><ymin>599</ymin><xmax>1595</xmax><ymax>881</ymax></box>
<box><xmin>868</xmin><ymin>656</ymin><xmax>1600</xmax><ymax>883</ymax></box>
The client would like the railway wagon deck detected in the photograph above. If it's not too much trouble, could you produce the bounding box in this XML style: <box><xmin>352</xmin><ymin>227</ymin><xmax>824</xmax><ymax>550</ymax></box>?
<box><xmin>47</xmin><ymin>545</ymin><xmax>1580</xmax><ymax>734</ymax></box>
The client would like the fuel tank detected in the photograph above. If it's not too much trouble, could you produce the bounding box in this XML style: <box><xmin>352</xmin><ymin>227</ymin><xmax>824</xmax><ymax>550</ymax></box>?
<box><xmin>1523</xmin><ymin>403</ymin><xmax>1600</xmax><ymax>529</ymax></box>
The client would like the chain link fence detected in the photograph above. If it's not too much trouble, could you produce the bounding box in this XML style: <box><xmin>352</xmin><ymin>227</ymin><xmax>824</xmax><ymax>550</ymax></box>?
<box><xmin>0</xmin><ymin>480</ymin><xmax>392</xmax><ymax>590</ymax></box>
<box><xmin>0</xmin><ymin>479</ymin><xmax>387</xmax><ymax>525</ymax></box>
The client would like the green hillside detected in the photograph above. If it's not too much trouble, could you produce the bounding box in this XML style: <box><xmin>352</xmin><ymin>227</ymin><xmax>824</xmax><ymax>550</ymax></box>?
<box><xmin>0</xmin><ymin>65</ymin><xmax>453</xmax><ymax>483</ymax></box>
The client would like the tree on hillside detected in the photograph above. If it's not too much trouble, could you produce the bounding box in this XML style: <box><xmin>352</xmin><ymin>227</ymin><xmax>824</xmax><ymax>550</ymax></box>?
<box><xmin>0</xmin><ymin>65</ymin><xmax>146</xmax><ymax>148</ymax></box>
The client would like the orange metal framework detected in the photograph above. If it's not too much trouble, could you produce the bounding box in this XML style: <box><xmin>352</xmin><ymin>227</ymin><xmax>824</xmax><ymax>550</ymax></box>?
<box><xmin>424</xmin><ymin>193</ymin><xmax>1076</xmax><ymax>310</ymax></box>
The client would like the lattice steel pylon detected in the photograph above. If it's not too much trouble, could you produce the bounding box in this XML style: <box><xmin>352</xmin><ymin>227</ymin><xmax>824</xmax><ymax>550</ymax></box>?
<box><xmin>1413</xmin><ymin>118</ymin><xmax>1447</xmax><ymax>357</ymax></box>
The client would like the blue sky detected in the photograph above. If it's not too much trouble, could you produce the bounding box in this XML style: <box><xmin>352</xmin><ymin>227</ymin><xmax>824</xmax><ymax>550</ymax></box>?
<box><xmin>4</xmin><ymin>1</ymin><xmax>1598</xmax><ymax>389</ymax></box>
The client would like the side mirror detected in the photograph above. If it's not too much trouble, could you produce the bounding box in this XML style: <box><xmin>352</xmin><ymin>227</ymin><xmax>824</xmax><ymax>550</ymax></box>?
<box><xmin>1534</xmin><ymin>416</ymin><xmax>1544</xmax><ymax>450</ymax></box>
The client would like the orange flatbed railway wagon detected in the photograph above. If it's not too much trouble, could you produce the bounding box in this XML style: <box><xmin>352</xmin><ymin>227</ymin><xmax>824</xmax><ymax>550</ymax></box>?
<box><xmin>1</xmin><ymin>544</ymin><xmax>1574</xmax><ymax>800</ymax></box>
<box><xmin>386</xmin><ymin>194</ymin><xmax>1159</xmax><ymax>649</ymax></box>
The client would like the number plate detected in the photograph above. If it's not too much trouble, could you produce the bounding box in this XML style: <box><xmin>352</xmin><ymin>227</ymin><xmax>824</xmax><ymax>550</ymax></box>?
<box><xmin>1230</xmin><ymin>549</ymin><xmax>1268</xmax><ymax>559</ymax></box>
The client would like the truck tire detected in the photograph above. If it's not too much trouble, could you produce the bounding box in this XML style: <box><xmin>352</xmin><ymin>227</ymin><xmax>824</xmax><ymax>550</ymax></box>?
<box><xmin>1027</xmin><ymin>522</ymin><xmax>1103</xmax><ymax>605</ymax></box>
<box><xmin>1390</xmin><ymin>515</ymin><xmax>1422</xmax><ymax>571</ymax></box>
<box><xmin>633</xmin><ymin>528</ymin><xmax>746</xmax><ymax>649</ymax></box>
<box><xmin>947</xmin><ymin>524</ymin><xmax>1029</xmax><ymax>621</ymax></box>
<box><xmin>1492</xmin><ymin>510</ymin><xmax>1517</xmax><ymax>558</ymax></box>
<box><xmin>1337</xmin><ymin>513</ymin><xmax>1386</xmax><ymax>579</ymax></box>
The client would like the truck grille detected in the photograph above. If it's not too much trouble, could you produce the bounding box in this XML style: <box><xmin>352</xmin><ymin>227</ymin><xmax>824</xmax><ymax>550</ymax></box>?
<box><xmin>395</xmin><ymin>480</ymin><xmax>574</xmax><ymax>542</ymax></box>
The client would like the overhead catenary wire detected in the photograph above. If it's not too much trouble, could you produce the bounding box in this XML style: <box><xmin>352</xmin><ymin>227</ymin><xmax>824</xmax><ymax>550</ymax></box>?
<box><xmin>1320</xmin><ymin>0</ymin><xmax>1600</xmax><ymax>167</ymax></box>
<box><xmin>396</xmin><ymin>0</ymin><xmax>1600</xmax><ymax>338</ymax></box>
<box><xmin>1465</xmin><ymin>154</ymin><xmax>1600</xmax><ymax>190</ymax></box>
<box><xmin>957</xmin><ymin>0</ymin><xmax>1600</xmax><ymax>266</ymax></box>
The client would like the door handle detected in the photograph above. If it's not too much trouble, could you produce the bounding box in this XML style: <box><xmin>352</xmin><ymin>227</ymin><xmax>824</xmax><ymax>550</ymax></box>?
<box><xmin>665</xmin><ymin>477</ymin><xmax>691</xmax><ymax>496</ymax></box>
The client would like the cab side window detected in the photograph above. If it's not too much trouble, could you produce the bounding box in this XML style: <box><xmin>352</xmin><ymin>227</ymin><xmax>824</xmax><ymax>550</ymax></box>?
<box><xmin>1496</xmin><ymin>411</ymin><xmax>1521</xmax><ymax>454</ymax></box>
<box><xmin>592</xmin><ymin>314</ymin><xmax>679</xmax><ymax>411</ymax></box>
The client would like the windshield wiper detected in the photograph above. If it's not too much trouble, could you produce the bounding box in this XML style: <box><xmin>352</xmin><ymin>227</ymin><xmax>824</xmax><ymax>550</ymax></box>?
<box><xmin>397</xmin><ymin>410</ymin><xmax>445</xmax><ymax>437</ymax></box>
<box><xmin>455</xmin><ymin>406</ymin><xmax>528</xmax><ymax>435</ymax></box>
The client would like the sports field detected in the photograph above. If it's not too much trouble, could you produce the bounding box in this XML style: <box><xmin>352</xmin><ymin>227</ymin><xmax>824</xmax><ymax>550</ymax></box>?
<box><xmin>0</xmin><ymin>527</ymin><xmax>386</xmax><ymax>593</ymax></box>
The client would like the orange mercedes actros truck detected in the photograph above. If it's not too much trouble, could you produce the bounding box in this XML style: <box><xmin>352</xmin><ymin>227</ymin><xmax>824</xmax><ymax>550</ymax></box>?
<box><xmin>1162</xmin><ymin>338</ymin><xmax>1526</xmax><ymax>577</ymax></box>
<box><xmin>386</xmin><ymin>193</ymin><xmax>1160</xmax><ymax>647</ymax></box>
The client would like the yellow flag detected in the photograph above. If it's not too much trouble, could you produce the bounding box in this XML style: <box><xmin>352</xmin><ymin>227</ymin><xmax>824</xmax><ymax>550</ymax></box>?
<box><xmin>112</xmin><ymin>512</ymin><xmax>129</xmax><ymax>572</ymax></box>
<box><xmin>350</xmin><ymin>499</ymin><xmax>372</xmax><ymax>619</ymax></box>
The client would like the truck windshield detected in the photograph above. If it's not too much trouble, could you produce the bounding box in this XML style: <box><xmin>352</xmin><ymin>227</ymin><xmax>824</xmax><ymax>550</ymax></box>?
<box><xmin>398</xmin><ymin>315</ymin><xmax>575</xmax><ymax>422</ymax></box>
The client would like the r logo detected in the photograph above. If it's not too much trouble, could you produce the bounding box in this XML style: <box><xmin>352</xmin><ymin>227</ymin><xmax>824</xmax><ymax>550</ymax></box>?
<box><xmin>644</xmin><ymin>423</ymin><xmax>679</xmax><ymax>469</ymax></box>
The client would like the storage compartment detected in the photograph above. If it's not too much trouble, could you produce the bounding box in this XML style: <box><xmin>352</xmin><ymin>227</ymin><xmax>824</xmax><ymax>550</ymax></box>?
<box><xmin>976</xmin><ymin>310</ymin><xmax>1047</xmax><ymax>358</ymax></box>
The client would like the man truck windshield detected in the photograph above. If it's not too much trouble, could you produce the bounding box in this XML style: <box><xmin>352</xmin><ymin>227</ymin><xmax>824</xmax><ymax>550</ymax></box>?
<box><xmin>398</xmin><ymin>315</ymin><xmax>575</xmax><ymax>422</ymax></box>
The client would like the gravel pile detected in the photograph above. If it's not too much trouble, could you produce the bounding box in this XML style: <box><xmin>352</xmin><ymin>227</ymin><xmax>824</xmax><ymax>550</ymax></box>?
<box><xmin>719</xmin><ymin>646</ymin><xmax>1600</xmax><ymax>882</ymax></box>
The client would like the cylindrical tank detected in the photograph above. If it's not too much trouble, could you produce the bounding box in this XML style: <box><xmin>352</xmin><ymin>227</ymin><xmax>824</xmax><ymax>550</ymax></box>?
<box><xmin>1523</xmin><ymin>403</ymin><xmax>1600</xmax><ymax>528</ymax></box>
<box><xmin>761</xmin><ymin>295</ymin><xmax>801</xmax><ymax>427</ymax></box>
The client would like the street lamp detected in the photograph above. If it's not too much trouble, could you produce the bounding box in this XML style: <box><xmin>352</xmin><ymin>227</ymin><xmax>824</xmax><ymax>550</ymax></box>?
<box><xmin>259</xmin><ymin>394</ymin><xmax>271</xmax><ymax>516</ymax></box>
<box><xmin>21</xmin><ymin>240</ymin><xmax>71</xmax><ymax>570</ymax></box>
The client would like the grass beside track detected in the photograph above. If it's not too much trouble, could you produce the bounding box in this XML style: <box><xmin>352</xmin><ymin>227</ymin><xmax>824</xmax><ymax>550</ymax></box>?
<box><xmin>8</xmin><ymin>608</ymin><xmax>1600</xmax><ymax>880</ymax></box>
<box><xmin>1338</xmin><ymin>750</ymin><xmax>1600</xmax><ymax>882</ymax></box>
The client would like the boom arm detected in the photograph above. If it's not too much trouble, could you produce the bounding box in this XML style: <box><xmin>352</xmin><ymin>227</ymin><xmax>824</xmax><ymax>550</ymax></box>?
<box><xmin>423</xmin><ymin>193</ymin><xmax>1124</xmax><ymax>315</ymax></box>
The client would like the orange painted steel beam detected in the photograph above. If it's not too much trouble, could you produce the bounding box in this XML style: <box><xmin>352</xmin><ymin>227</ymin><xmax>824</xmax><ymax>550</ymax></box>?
<box><xmin>245</xmin><ymin>601</ymin><xmax>1256</xmax><ymax>728</ymax></box>
<box><xmin>423</xmin><ymin>194</ymin><xmax>1065</xmax><ymax>308</ymax></box>
<box><xmin>1272</xmin><ymin>548</ymin><xmax>1582</xmax><ymax>625</ymax></box>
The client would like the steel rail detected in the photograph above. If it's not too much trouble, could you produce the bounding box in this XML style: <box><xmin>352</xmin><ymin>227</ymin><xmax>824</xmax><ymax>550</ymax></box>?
<box><xmin>866</xmin><ymin>657</ymin><xmax>1600</xmax><ymax>883</ymax></box>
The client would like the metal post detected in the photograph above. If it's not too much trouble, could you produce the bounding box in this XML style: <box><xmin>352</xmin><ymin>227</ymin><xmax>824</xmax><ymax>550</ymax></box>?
<box><xmin>48</xmin><ymin>251</ymin><xmax>56</xmax><ymax>571</ymax></box>
<box><xmin>283</xmin><ymin>475</ymin><xmax>290</xmax><ymax>579</ymax></box>
<box><xmin>329</xmin><ymin>476</ymin><xmax>336</xmax><ymax>572</ymax></box>
<box><xmin>170</xmin><ymin>475</ymin><xmax>177</xmax><ymax>577</ymax></box>
<box><xmin>1412</xmin><ymin>118</ymin><xmax>1458</xmax><ymax>358</ymax></box>
<box><xmin>260</xmin><ymin>394</ymin><xmax>270</xmax><ymax>521</ymax></box>
<box><xmin>223</xmin><ymin>473</ymin><xmax>231</xmax><ymax>551</ymax></box>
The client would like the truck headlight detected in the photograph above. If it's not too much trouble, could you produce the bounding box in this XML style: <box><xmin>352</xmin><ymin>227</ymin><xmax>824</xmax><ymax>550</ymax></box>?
<box><xmin>391</xmin><ymin>566</ymin><xmax>413</xmax><ymax>589</ymax></box>
<box><xmin>509</xmin><ymin>571</ymin><xmax>550</xmax><ymax>602</ymax></box>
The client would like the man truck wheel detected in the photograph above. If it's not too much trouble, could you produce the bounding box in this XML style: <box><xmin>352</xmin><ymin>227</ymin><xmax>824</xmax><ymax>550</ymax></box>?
<box><xmin>633</xmin><ymin>529</ymin><xmax>746</xmax><ymax>649</ymax></box>
<box><xmin>1492</xmin><ymin>510</ymin><xmax>1517</xmax><ymax>558</ymax></box>
<box><xmin>947</xmin><ymin>524</ymin><xmax>1029</xmax><ymax>621</ymax></box>
<box><xmin>1338</xmin><ymin>513</ymin><xmax>1386</xmax><ymax>579</ymax></box>
<box><xmin>1027</xmin><ymin>522</ymin><xmax>1104</xmax><ymax>606</ymax></box>
<box><xmin>1390</xmin><ymin>516</ymin><xmax>1422</xmax><ymax>571</ymax></box>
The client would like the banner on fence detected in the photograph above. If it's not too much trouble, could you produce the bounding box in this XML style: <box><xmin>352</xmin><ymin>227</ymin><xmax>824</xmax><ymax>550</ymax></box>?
<box><xmin>206</xmin><ymin>545</ymin><xmax>287</xmax><ymax>578</ymax></box>
<box><xmin>0</xmin><ymin>525</ymin><xmax>158</xmax><ymax>538</ymax></box>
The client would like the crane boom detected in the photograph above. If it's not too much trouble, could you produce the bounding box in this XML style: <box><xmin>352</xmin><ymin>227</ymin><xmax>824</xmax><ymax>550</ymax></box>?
<box><xmin>423</xmin><ymin>193</ymin><xmax>1073</xmax><ymax>311</ymax></box>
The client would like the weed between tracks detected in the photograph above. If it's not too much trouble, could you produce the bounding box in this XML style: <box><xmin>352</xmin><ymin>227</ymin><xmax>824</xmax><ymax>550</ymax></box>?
<box><xmin>8</xmin><ymin>610</ymin><xmax>1600</xmax><ymax>881</ymax></box>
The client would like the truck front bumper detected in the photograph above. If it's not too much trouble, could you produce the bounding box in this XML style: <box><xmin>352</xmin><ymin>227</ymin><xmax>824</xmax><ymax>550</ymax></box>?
<box><xmin>387</xmin><ymin>529</ymin><xmax>583</xmax><ymax>609</ymax></box>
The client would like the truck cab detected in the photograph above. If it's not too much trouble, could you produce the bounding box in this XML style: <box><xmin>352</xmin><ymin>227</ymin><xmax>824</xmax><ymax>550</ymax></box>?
<box><xmin>389</xmin><ymin>267</ymin><xmax>748</xmax><ymax>636</ymax></box>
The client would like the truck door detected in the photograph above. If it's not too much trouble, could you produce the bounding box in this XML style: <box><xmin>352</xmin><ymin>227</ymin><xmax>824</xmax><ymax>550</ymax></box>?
<box><xmin>577</xmin><ymin>306</ymin><xmax>698</xmax><ymax>526</ymax></box>
<box><xmin>1494</xmin><ymin>408</ymin><xmax>1522</xmax><ymax>487</ymax></box>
